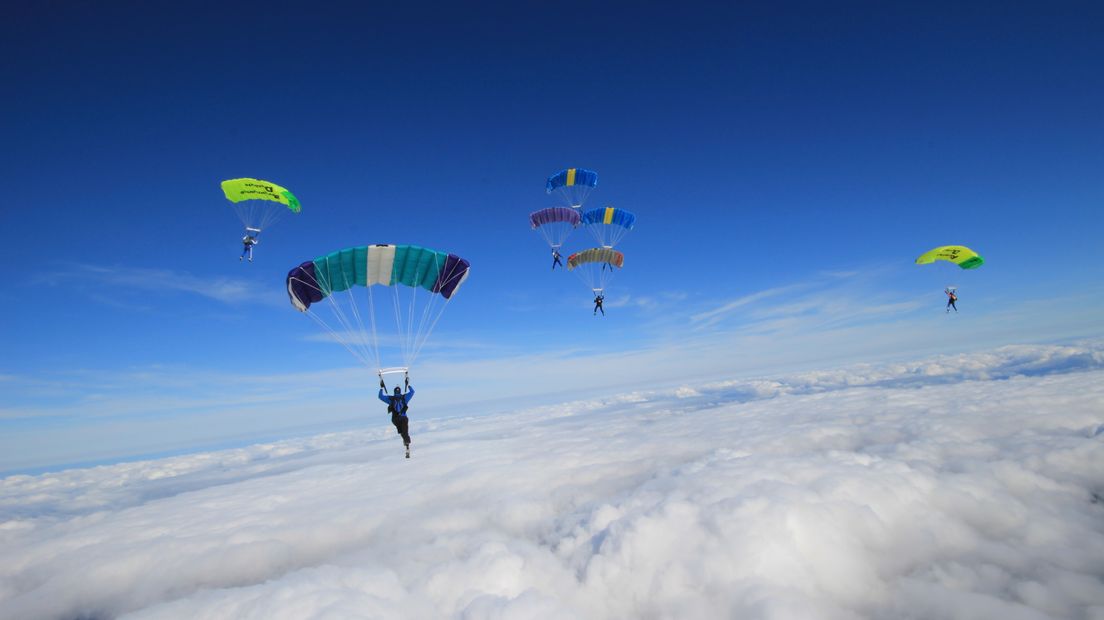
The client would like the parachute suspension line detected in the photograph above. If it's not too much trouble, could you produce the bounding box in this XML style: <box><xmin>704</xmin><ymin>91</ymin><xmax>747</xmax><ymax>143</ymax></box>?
<box><xmin>403</xmin><ymin>257</ymin><xmax>437</xmax><ymax>368</ymax></box>
<box><xmin>305</xmin><ymin>310</ymin><xmax>373</xmax><ymax>370</ymax></box>
<box><xmin>292</xmin><ymin>273</ymin><xmax>374</xmax><ymax>369</ymax></box>
<box><xmin>535</xmin><ymin>225</ymin><xmax>553</xmax><ymax>249</ymax></box>
<box><xmin>402</xmin><ymin>281</ymin><xmax>417</xmax><ymax>369</ymax></box>
<box><xmin>410</xmin><ymin>261</ymin><xmax>441</xmax><ymax>366</ymax></box>
<box><xmin>391</xmin><ymin>281</ymin><xmax>410</xmax><ymax>371</ymax></box>
<box><xmin>411</xmin><ymin>259</ymin><xmax>466</xmax><ymax>364</ymax></box>
<box><xmin>233</xmin><ymin>200</ymin><xmax>283</xmax><ymax>234</ymax></box>
<box><xmin>606</xmin><ymin>225</ymin><xmax>628</xmax><ymax>248</ymax></box>
<box><xmin>342</xmin><ymin>275</ymin><xmax>375</xmax><ymax>372</ymax></box>
<box><xmin>320</xmin><ymin>271</ymin><xmax>374</xmax><ymax>370</ymax></box>
<box><xmin>412</xmin><ymin>295</ymin><xmax>450</xmax><ymax>364</ymax></box>
<box><xmin>364</xmin><ymin>282</ymin><xmax>382</xmax><ymax>373</ymax></box>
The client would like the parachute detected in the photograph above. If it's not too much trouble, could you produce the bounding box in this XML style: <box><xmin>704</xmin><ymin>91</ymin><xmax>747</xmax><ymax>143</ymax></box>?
<box><xmin>221</xmin><ymin>178</ymin><xmax>301</xmax><ymax>233</ymax></box>
<box><xmin>287</xmin><ymin>244</ymin><xmax>470</xmax><ymax>376</ymax></box>
<box><xmin>916</xmin><ymin>246</ymin><xmax>982</xmax><ymax>310</ymax></box>
<box><xmin>915</xmin><ymin>246</ymin><xmax>984</xmax><ymax>269</ymax></box>
<box><xmin>546</xmin><ymin>168</ymin><xmax>599</xmax><ymax>208</ymax></box>
<box><xmin>581</xmin><ymin>206</ymin><xmax>636</xmax><ymax>248</ymax></box>
<box><xmin>530</xmin><ymin>207</ymin><xmax>582</xmax><ymax>249</ymax></box>
<box><xmin>567</xmin><ymin>247</ymin><xmax>624</xmax><ymax>293</ymax></box>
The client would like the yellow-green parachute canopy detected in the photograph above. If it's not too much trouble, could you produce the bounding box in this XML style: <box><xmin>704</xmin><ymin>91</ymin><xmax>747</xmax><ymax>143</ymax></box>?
<box><xmin>221</xmin><ymin>178</ymin><xmax>301</xmax><ymax>213</ymax></box>
<box><xmin>915</xmin><ymin>245</ymin><xmax>984</xmax><ymax>269</ymax></box>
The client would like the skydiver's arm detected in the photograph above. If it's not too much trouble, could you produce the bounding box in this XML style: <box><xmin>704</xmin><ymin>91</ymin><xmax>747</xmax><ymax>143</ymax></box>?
<box><xmin>378</xmin><ymin>389</ymin><xmax>389</xmax><ymax>403</ymax></box>
<box><xmin>405</xmin><ymin>386</ymin><xmax>415</xmax><ymax>403</ymax></box>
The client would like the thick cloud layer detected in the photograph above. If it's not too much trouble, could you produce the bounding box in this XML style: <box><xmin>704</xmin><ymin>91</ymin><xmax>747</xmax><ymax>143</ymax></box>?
<box><xmin>2</xmin><ymin>343</ymin><xmax>1103</xmax><ymax>619</ymax></box>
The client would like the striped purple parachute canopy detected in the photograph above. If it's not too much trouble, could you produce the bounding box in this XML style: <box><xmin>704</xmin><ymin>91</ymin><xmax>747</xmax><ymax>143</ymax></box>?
<box><xmin>529</xmin><ymin>207</ymin><xmax>582</xmax><ymax>229</ymax></box>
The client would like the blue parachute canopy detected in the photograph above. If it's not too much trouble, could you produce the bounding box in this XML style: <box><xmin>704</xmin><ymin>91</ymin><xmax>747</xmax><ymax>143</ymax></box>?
<box><xmin>581</xmin><ymin>207</ymin><xmax>636</xmax><ymax>230</ymax></box>
<box><xmin>546</xmin><ymin>168</ymin><xmax>599</xmax><ymax>193</ymax></box>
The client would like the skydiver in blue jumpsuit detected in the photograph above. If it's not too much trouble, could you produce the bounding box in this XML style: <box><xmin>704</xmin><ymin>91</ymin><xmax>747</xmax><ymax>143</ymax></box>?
<box><xmin>379</xmin><ymin>376</ymin><xmax>415</xmax><ymax>458</ymax></box>
<box><xmin>552</xmin><ymin>249</ymin><xmax>563</xmax><ymax>270</ymax></box>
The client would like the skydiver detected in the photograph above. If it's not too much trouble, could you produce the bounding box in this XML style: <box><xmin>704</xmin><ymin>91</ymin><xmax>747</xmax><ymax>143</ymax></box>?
<box><xmin>552</xmin><ymin>249</ymin><xmax>563</xmax><ymax>270</ymax></box>
<box><xmin>945</xmin><ymin>288</ymin><xmax>958</xmax><ymax>313</ymax></box>
<box><xmin>240</xmin><ymin>234</ymin><xmax>258</xmax><ymax>262</ymax></box>
<box><xmin>379</xmin><ymin>375</ymin><xmax>415</xmax><ymax>458</ymax></box>
<box><xmin>593</xmin><ymin>293</ymin><xmax>605</xmax><ymax>316</ymax></box>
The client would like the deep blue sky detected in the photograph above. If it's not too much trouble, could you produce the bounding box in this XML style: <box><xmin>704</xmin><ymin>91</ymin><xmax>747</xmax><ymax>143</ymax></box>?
<box><xmin>2</xmin><ymin>1</ymin><xmax>1102</xmax><ymax>470</ymax></box>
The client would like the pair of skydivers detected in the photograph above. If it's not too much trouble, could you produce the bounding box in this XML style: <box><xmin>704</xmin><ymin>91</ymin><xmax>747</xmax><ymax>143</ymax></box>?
<box><xmin>379</xmin><ymin>374</ymin><xmax>415</xmax><ymax>458</ymax></box>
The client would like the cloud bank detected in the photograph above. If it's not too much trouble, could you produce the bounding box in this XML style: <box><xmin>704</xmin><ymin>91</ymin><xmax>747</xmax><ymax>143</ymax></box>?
<box><xmin>2</xmin><ymin>343</ymin><xmax>1103</xmax><ymax>619</ymax></box>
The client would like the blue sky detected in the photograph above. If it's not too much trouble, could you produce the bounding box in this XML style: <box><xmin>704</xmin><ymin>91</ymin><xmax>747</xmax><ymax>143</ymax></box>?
<box><xmin>1</xmin><ymin>1</ymin><xmax>1102</xmax><ymax>471</ymax></box>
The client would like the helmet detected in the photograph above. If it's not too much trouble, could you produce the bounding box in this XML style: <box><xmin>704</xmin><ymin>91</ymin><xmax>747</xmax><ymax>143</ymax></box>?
<box><xmin>394</xmin><ymin>386</ymin><xmax>402</xmax><ymax>394</ymax></box>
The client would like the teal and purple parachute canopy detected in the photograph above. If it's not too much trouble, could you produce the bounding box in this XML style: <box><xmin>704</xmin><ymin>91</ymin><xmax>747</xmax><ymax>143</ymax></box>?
<box><xmin>288</xmin><ymin>244</ymin><xmax>471</xmax><ymax>312</ymax></box>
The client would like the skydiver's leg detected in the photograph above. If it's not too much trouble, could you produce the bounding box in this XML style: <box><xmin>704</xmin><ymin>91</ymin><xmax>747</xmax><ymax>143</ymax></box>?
<box><xmin>392</xmin><ymin>413</ymin><xmax>410</xmax><ymax>446</ymax></box>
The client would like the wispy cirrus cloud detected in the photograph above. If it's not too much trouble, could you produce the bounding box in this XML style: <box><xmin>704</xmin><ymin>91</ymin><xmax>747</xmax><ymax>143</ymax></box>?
<box><xmin>38</xmin><ymin>263</ymin><xmax>280</xmax><ymax>307</ymax></box>
<box><xmin>689</xmin><ymin>283</ymin><xmax>808</xmax><ymax>327</ymax></box>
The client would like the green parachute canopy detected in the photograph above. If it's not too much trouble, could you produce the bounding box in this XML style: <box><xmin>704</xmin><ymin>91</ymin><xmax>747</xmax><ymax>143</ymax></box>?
<box><xmin>915</xmin><ymin>245</ymin><xmax>984</xmax><ymax>269</ymax></box>
<box><xmin>221</xmin><ymin>178</ymin><xmax>301</xmax><ymax>212</ymax></box>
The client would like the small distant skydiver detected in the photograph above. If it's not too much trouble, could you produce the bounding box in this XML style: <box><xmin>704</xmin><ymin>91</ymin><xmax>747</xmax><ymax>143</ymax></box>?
<box><xmin>945</xmin><ymin>288</ymin><xmax>958</xmax><ymax>313</ymax></box>
<box><xmin>552</xmin><ymin>249</ymin><xmax>563</xmax><ymax>270</ymax></box>
<box><xmin>593</xmin><ymin>293</ymin><xmax>605</xmax><ymax>316</ymax></box>
<box><xmin>240</xmin><ymin>233</ymin><xmax>258</xmax><ymax>262</ymax></box>
<box><xmin>379</xmin><ymin>374</ymin><xmax>415</xmax><ymax>458</ymax></box>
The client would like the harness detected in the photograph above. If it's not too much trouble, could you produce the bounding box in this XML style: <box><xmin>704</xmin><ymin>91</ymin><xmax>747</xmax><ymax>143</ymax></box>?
<box><xmin>388</xmin><ymin>394</ymin><xmax>408</xmax><ymax>416</ymax></box>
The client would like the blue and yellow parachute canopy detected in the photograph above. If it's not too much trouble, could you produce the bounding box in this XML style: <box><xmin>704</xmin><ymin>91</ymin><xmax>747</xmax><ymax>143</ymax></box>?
<box><xmin>582</xmin><ymin>207</ymin><xmax>635</xmax><ymax>230</ymax></box>
<box><xmin>546</xmin><ymin>168</ymin><xmax>599</xmax><ymax>193</ymax></box>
